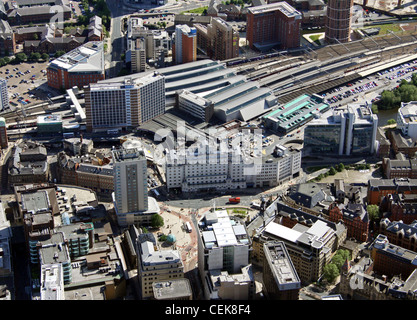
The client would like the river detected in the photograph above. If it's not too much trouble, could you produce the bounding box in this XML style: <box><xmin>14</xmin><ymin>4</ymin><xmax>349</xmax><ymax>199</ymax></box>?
<box><xmin>376</xmin><ymin>108</ymin><xmax>398</xmax><ymax>127</ymax></box>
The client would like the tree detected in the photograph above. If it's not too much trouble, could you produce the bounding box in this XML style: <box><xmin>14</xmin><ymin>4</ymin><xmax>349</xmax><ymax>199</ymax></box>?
<box><xmin>54</xmin><ymin>50</ymin><xmax>66</xmax><ymax>58</ymax></box>
<box><xmin>41</xmin><ymin>53</ymin><xmax>49</xmax><ymax>61</ymax></box>
<box><xmin>323</xmin><ymin>263</ymin><xmax>339</xmax><ymax>283</ymax></box>
<box><xmin>0</xmin><ymin>58</ymin><xmax>5</xmax><ymax>67</ymax></box>
<box><xmin>15</xmin><ymin>53</ymin><xmax>27</xmax><ymax>62</ymax></box>
<box><xmin>29</xmin><ymin>52</ymin><xmax>41</xmax><ymax>61</ymax></box>
<box><xmin>367</xmin><ymin>204</ymin><xmax>380</xmax><ymax>222</ymax></box>
<box><xmin>151</xmin><ymin>213</ymin><xmax>164</xmax><ymax>228</ymax></box>
<box><xmin>328</xmin><ymin>167</ymin><xmax>336</xmax><ymax>175</ymax></box>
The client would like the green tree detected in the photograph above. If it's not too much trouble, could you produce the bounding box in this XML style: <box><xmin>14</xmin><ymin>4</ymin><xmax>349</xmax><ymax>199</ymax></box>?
<box><xmin>0</xmin><ymin>58</ymin><xmax>5</xmax><ymax>67</ymax></box>
<box><xmin>331</xmin><ymin>254</ymin><xmax>345</xmax><ymax>271</ymax></box>
<box><xmin>54</xmin><ymin>50</ymin><xmax>66</xmax><ymax>58</ymax></box>
<box><xmin>387</xmin><ymin>119</ymin><xmax>396</xmax><ymax>125</ymax></box>
<box><xmin>328</xmin><ymin>167</ymin><xmax>336</xmax><ymax>175</ymax></box>
<box><xmin>15</xmin><ymin>53</ymin><xmax>27</xmax><ymax>62</ymax></box>
<box><xmin>367</xmin><ymin>204</ymin><xmax>380</xmax><ymax>222</ymax></box>
<box><xmin>151</xmin><ymin>213</ymin><xmax>164</xmax><ymax>228</ymax></box>
<box><xmin>3</xmin><ymin>57</ymin><xmax>10</xmax><ymax>64</ymax></box>
<box><xmin>338</xmin><ymin>163</ymin><xmax>345</xmax><ymax>172</ymax></box>
<box><xmin>41</xmin><ymin>53</ymin><xmax>49</xmax><ymax>61</ymax></box>
<box><xmin>29</xmin><ymin>52</ymin><xmax>41</xmax><ymax>61</ymax></box>
<box><xmin>323</xmin><ymin>263</ymin><xmax>339</xmax><ymax>283</ymax></box>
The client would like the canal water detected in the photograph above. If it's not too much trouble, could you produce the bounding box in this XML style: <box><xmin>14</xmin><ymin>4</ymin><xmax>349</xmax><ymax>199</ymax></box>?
<box><xmin>376</xmin><ymin>108</ymin><xmax>398</xmax><ymax>127</ymax></box>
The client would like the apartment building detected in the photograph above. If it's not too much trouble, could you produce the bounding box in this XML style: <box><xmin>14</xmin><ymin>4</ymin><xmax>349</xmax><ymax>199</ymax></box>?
<box><xmin>84</xmin><ymin>72</ymin><xmax>165</xmax><ymax>132</ymax></box>
<box><xmin>195</xmin><ymin>17</ymin><xmax>239</xmax><ymax>61</ymax></box>
<box><xmin>47</xmin><ymin>41</ymin><xmax>105</xmax><ymax>90</ymax></box>
<box><xmin>126</xmin><ymin>16</ymin><xmax>171</xmax><ymax>72</ymax></box>
<box><xmin>165</xmin><ymin>142</ymin><xmax>301</xmax><ymax>193</ymax></box>
<box><xmin>262</xmin><ymin>241</ymin><xmax>301</xmax><ymax>300</ymax></box>
<box><xmin>173</xmin><ymin>25</ymin><xmax>197</xmax><ymax>64</ymax></box>
<box><xmin>0</xmin><ymin>78</ymin><xmax>8</xmax><ymax>112</ymax></box>
<box><xmin>130</xmin><ymin>38</ymin><xmax>146</xmax><ymax>73</ymax></box>
<box><xmin>138</xmin><ymin>240</ymin><xmax>184</xmax><ymax>299</ymax></box>
<box><xmin>246</xmin><ymin>1</ymin><xmax>302</xmax><ymax>51</ymax></box>
<box><xmin>324</xmin><ymin>0</ymin><xmax>353</xmax><ymax>43</ymax></box>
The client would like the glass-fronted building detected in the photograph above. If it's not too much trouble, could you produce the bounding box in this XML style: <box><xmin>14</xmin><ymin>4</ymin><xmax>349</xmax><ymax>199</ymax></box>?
<box><xmin>304</xmin><ymin>104</ymin><xmax>378</xmax><ymax>156</ymax></box>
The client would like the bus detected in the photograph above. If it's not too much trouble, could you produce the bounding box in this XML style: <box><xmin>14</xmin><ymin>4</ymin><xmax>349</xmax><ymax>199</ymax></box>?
<box><xmin>185</xmin><ymin>222</ymin><xmax>192</xmax><ymax>233</ymax></box>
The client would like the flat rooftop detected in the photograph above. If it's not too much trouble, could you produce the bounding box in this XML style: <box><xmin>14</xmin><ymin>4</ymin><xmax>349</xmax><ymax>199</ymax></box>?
<box><xmin>248</xmin><ymin>1</ymin><xmax>302</xmax><ymax>18</ymax></box>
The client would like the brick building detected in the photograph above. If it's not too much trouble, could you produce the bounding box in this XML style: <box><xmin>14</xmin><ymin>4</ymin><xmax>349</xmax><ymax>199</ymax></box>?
<box><xmin>367</xmin><ymin>178</ymin><xmax>417</xmax><ymax>205</ymax></box>
<box><xmin>379</xmin><ymin>218</ymin><xmax>417</xmax><ymax>252</ymax></box>
<box><xmin>195</xmin><ymin>17</ymin><xmax>239</xmax><ymax>61</ymax></box>
<box><xmin>328</xmin><ymin>202</ymin><xmax>369</xmax><ymax>242</ymax></box>
<box><xmin>324</xmin><ymin>0</ymin><xmax>353</xmax><ymax>43</ymax></box>
<box><xmin>173</xmin><ymin>25</ymin><xmax>197</xmax><ymax>64</ymax></box>
<box><xmin>371</xmin><ymin>234</ymin><xmax>417</xmax><ymax>280</ymax></box>
<box><xmin>380</xmin><ymin>193</ymin><xmax>417</xmax><ymax>225</ymax></box>
<box><xmin>388</xmin><ymin>129</ymin><xmax>417</xmax><ymax>158</ymax></box>
<box><xmin>0</xmin><ymin>19</ymin><xmax>15</xmax><ymax>55</ymax></box>
<box><xmin>246</xmin><ymin>1</ymin><xmax>302</xmax><ymax>51</ymax></box>
<box><xmin>47</xmin><ymin>41</ymin><xmax>105</xmax><ymax>90</ymax></box>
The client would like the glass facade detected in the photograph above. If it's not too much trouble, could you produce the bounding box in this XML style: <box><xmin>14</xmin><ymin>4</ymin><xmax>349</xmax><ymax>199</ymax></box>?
<box><xmin>304</xmin><ymin>125</ymin><xmax>341</xmax><ymax>154</ymax></box>
<box><xmin>351</xmin><ymin>125</ymin><xmax>374</xmax><ymax>155</ymax></box>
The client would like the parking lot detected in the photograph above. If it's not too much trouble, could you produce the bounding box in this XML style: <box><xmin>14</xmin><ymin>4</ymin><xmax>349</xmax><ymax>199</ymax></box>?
<box><xmin>0</xmin><ymin>60</ymin><xmax>60</xmax><ymax>112</ymax></box>
<box><xmin>323</xmin><ymin>59</ymin><xmax>417</xmax><ymax>108</ymax></box>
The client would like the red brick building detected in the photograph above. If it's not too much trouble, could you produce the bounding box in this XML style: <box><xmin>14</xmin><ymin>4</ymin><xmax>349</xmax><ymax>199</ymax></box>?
<box><xmin>246</xmin><ymin>1</ymin><xmax>302</xmax><ymax>51</ymax></box>
<box><xmin>328</xmin><ymin>202</ymin><xmax>369</xmax><ymax>242</ymax></box>
<box><xmin>173</xmin><ymin>25</ymin><xmax>197</xmax><ymax>64</ymax></box>
<box><xmin>371</xmin><ymin>234</ymin><xmax>417</xmax><ymax>280</ymax></box>
<box><xmin>325</xmin><ymin>0</ymin><xmax>353</xmax><ymax>43</ymax></box>
<box><xmin>47</xmin><ymin>41</ymin><xmax>105</xmax><ymax>90</ymax></box>
<box><xmin>380</xmin><ymin>193</ymin><xmax>417</xmax><ymax>225</ymax></box>
<box><xmin>367</xmin><ymin>178</ymin><xmax>417</xmax><ymax>205</ymax></box>
<box><xmin>379</xmin><ymin>218</ymin><xmax>417</xmax><ymax>252</ymax></box>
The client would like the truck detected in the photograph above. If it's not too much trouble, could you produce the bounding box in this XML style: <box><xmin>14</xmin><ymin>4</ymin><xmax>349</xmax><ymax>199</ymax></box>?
<box><xmin>229</xmin><ymin>197</ymin><xmax>241</xmax><ymax>204</ymax></box>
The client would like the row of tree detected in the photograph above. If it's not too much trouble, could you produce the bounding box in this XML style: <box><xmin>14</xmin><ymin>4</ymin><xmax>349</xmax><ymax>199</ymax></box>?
<box><xmin>377</xmin><ymin>73</ymin><xmax>417</xmax><ymax>111</ymax></box>
<box><xmin>322</xmin><ymin>249</ymin><xmax>351</xmax><ymax>283</ymax></box>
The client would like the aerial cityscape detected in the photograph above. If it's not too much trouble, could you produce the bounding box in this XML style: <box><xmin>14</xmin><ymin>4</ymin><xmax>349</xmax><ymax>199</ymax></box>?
<box><xmin>1</xmin><ymin>0</ymin><xmax>417</xmax><ymax>306</ymax></box>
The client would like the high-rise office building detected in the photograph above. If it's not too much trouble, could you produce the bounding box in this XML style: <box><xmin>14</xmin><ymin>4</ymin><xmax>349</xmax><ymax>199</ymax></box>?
<box><xmin>173</xmin><ymin>25</ymin><xmax>197</xmax><ymax>64</ymax></box>
<box><xmin>113</xmin><ymin>147</ymin><xmax>148</xmax><ymax>214</ymax></box>
<box><xmin>325</xmin><ymin>0</ymin><xmax>353</xmax><ymax>43</ymax></box>
<box><xmin>84</xmin><ymin>72</ymin><xmax>165</xmax><ymax>132</ymax></box>
<box><xmin>0</xmin><ymin>78</ymin><xmax>9</xmax><ymax>112</ymax></box>
<box><xmin>0</xmin><ymin>117</ymin><xmax>8</xmax><ymax>149</ymax></box>
<box><xmin>304</xmin><ymin>104</ymin><xmax>378</xmax><ymax>156</ymax></box>
<box><xmin>246</xmin><ymin>2</ymin><xmax>302</xmax><ymax>51</ymax></box>
<box><xmin>112</xmin><ymin>147</ymin><xmax>160</xmax><ymax>226</ymax></box>
<box><xmin>195</xmin><ymin>17</ymin><xmax>239</xmax><ymax>61</ymax></box>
